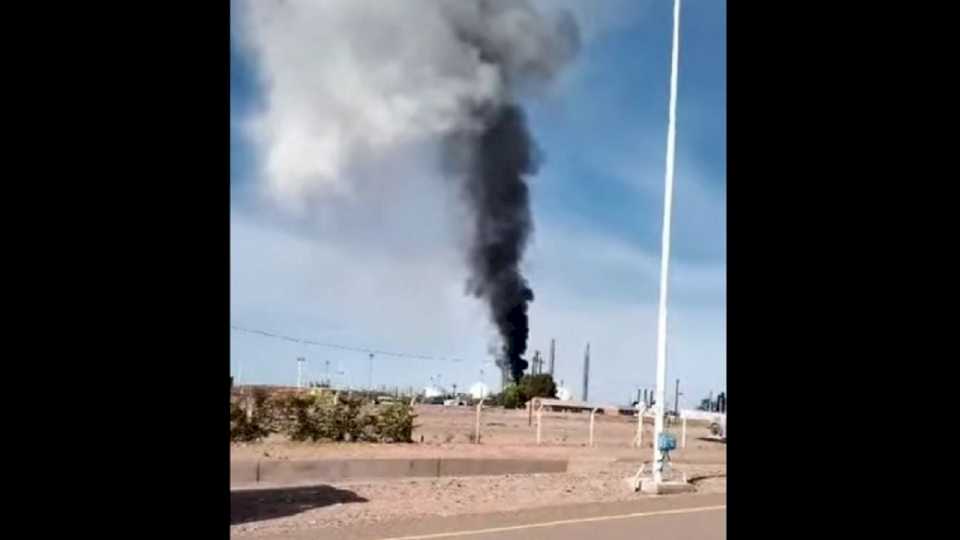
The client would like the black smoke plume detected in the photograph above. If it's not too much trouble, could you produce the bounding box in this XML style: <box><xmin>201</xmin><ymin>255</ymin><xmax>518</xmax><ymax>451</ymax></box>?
<box><xmin>461</xmin><ymin>105</ymin><xmax>537</xmax><ymax>383</ymax></box>
<box><xmin>441</xmin><ymin>1</ymin><xmax>580</xmax><ymax>384</ymax></box>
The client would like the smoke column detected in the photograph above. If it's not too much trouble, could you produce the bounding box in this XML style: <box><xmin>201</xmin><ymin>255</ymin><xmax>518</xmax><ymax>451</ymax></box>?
<box><xmin>442</xmin><ymin>1</ymin><xmax>580</xmax><ymax>384</ymax></box>
<box><xmin>453</xmin><ymin>104</ymin><xmax>537</xmax><ymax>383</ymax></box>
<box><xmin>238</xmin><ymin>0</ymin><xmax>579</xmax><ymax>383</ymax></box>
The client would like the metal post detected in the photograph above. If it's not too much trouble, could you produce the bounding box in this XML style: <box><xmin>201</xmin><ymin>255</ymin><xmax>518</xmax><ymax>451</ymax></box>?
<box><xmin>635</xmin><ymin>407</ymin><xmax>645</xmax><ymax>447</ymax></box>
<box><xmin>368</xmin><ymin>353</ymin><xmax>374</xmax><ymax>390</ymax></box>
<box><xmin>589</xmin><ymin>407</ymin><xmax>600</xmax><ymax>447</ymax></box>
<box><xmin>297</xmin><ymin>357</ymin><xmax>305</xmax><ymax>389</ymax></box>
<box><xmin>475</xmin><ymin>399</ymin><xmax>484</xmax><ymax>444</ymax></box>
<box><xmin>582</xmin><ymin>343</ymin><xmax>590</xmax><ymax>402</ymax></box>
<box><xmin>674</xmin><ymin>379</ymin><xmax>681</xmax><ymax>416</ymax></box>
<box><xmin>653</xmin><ymin>0</ymin><xmax>682</xmax><ymax>485</ymax></box>
<box><xmin>549</xmin><ymin>339</ymin><xmax>556</xmax><ymax>375</ymax></box>
<box><xmin>536</xmin><ymin>402</ymin><xmax>544</xmax><ymax>445</ymax></box>
<box><xmin>681</xmin><ymin>416</ymin><xmax>687</xmax><ymax>448</ymax></box>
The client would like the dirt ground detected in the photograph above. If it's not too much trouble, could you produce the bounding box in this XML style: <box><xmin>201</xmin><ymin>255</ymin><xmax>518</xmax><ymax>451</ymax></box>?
<box><xmin>231</xmin><ymin>404</ymin><xmax>726</xmax><ymax>537</ymax></box>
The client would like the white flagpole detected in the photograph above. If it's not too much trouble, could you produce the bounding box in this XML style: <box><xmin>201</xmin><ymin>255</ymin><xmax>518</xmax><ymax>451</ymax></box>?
<box><xmin>653</xmin><ymin>0</ymin><xmax>682</xmax><ymax>485</ymax></box>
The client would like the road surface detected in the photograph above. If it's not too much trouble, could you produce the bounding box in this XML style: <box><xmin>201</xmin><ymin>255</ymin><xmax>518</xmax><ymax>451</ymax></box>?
<box><xmin>235</xmin><ymin>493</ymin><xmax>725</xmax><ymax>540</ymax></box>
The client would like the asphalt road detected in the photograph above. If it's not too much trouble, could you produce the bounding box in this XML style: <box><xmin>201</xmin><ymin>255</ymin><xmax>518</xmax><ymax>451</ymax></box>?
<box><xmin>237</xmin><ymin>493</ymin><xmax>725</xmax><ymax>540</ymax></box>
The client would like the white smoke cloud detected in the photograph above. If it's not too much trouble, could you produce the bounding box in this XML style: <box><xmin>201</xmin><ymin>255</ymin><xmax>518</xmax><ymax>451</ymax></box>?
<box><xmin>235</xmin><ymin>0</ymin><xmax>577</xmax><ymax>212</ymax></box>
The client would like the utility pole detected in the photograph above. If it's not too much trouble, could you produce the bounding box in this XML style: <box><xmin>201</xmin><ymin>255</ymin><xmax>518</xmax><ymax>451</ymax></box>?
<box><xmin>674</xmin><ymin>379</ymin><xmax>681</xmax><ymax>416</ymax></box>
<box><xmin>368</xmin><ymin>353</ymin><xmax>374</xmax><ymax>391</ymax></box>
<box><xmin>549</xmin><ymin>339</ymin><xmax>556</xmax><ymax>376</ymax></box>
<box><xmin>297</xmin><ymin>357</ymin><xmax>305</xmax><ymax>389</ymax></box>
<box><xmin>582</xmin><ymin>342</ymin><xmax>590</xmax><ymax>402</ymax></box>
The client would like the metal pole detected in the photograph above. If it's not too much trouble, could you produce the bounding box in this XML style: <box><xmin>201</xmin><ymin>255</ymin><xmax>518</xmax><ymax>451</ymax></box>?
<box><xmin>582</xmin><ymin>343</ymin><xmax>590</xmax><ymax>402</ymax></box>
<box><xmin>681</xmin><ymin>416</ymin><xmax>687</xmax><ymax>448</ymax></box>
<box><xmin>475</xmin><ymin>399</ymin><xmax>484</xmax><ymax>444</ymax></box>
<box><xmin>653</xmin><ymin>0</ymin><xmax>682</xmax><ymax>485</ymax></box>
<box><xmin>536</xmin><ymin>402</ymin><xmax>544</xmax><ymax>445</ymax></box>
<box><xmin>674</xmin><ymin>379</ymin><xmax>680</xmax><ymax>416</ymax></box>
<box><xmin>549</xmin><ymin>339</ymin><xmax>556</xmax><ymax>375</ymax></box>
<box><xmin>635</xmin><ymin>407</ymin><xmax>645</xmax><ymax>447</ymax></box>
<box><xmin>368</xmin><ymin>353</ymin><xmax>374</xmax><ymax>390</ymax></box>
<box><xmin>590</xmin><ymin>407</ymin><xmax>600</xmax><ymax>447</ymax></box>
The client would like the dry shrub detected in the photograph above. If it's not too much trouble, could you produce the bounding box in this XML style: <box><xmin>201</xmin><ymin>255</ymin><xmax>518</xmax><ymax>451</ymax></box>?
<box><xmin>266</xmin><ymin>393</ymin><xmax>416</xmax><ymax>443</ymax></box>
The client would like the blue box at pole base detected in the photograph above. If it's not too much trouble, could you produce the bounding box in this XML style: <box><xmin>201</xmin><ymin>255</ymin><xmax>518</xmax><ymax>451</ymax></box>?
<box><xmin>658</xmin><ymin>432</ymin><xmax>677</xmax><ymax>452</ymax></box>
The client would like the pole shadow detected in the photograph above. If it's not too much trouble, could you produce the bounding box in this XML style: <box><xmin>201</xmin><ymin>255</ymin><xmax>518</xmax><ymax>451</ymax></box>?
<box><xmin>231</xmin><ymin>485</ymin><xmax>368</xmax><ymax>525</ymax></box>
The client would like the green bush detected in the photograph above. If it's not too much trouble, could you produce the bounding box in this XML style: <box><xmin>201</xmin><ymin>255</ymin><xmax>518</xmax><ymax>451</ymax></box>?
<box><xmin>273</xmin><ymin>393</ymin><xmax>338</xmax><ymax>442</ymax></box>
<box><xmin>230</xmin><ymin>390</ymin><xmax>273</xmax><ymax>442</ymax></box>
<box><xmin>500</xmin><ymin>384</ymin><xmax>523</xmax><ymax>409</ymax></box>
<box><xmin>519</xmin><ymin>374</ymin><xmax>557</xmax><ymax>401</ymax></box>
<box><xmin>268</xmin><ymin>393</ymin><xmax>416</xmax><ymax>443</ymax></box>
<box><xmin>373</xmin><ymin>401</ymin><xmax>416</xmax><ymax>442</ymax></box>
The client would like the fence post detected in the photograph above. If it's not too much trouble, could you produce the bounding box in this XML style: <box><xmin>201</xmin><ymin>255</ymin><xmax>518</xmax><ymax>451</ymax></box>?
<box><xmin>634</xmin><ymin>406</ymin><xmax>646</xmax><ymax>447</ymax></box>
<box><xmin>681</xmin><ymin>416</ymin><xmax>687</xmax><ymax>448</ymax></box>
<box><xmin>536</xmin><ymin>402</ymin><xmax>544</xmax><ymax>445</ymax></box>
<box><xmin>474</xmin><ymin>399</ymin><xmax>484</xmax><ymax>444</ymax></box>
<box><xmin>589</xmin><ymin>407</ymin><xmax>600</xmax><ymax>447</ymax></box>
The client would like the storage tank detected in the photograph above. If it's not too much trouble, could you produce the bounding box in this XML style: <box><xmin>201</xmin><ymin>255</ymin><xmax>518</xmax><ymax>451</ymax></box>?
<box><xmin>469</xmin><ymin>381</ymin><xmax>489</xmax><ymax>400</ymax></box>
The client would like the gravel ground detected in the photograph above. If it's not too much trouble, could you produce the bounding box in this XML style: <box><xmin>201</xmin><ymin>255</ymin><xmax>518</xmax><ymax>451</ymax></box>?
<box><xmin>230</xmin><ymin>405</ymin><xmax>726</xmax><ymax>538</ymax></box>
<box><xmin>231</xmin><ymin>462</ymin><xmax>726</xmax><ymax>538</ymax></box>
<box><xmin>231</xmin><ymin>405</ymin><xmax>725</xmax><ymax>464</ymax></box>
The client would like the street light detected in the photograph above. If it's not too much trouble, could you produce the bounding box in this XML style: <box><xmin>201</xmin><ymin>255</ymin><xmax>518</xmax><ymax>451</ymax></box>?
<box><xmin>368</xmin><ymin>353</ymin><xmax>374</xmax><ymax>390</ymax></box>
<box><xmin>652</xmin><ymin>0</ymin><xmax>682</xmax><ymax>486</ymax></box>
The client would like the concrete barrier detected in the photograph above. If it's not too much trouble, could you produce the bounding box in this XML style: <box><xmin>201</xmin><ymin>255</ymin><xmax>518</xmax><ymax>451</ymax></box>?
<box><xmin>230</xmin><ymin>460</ymin><xmax>259</xmax><ymax>486</ymax></box>
<box><xmin>439</xmin><ymin>458</ymin><xmax>567</xmax><ymax>477</ymax></box>
<box><xmin>258</xmin><ymin>458</ymin><xmax>440</xmax><ymax>484</ymax></box>
<box><xmin>234</xmin><ymin>458</ymin><xmax>568</xmax><ymax>487</ymax></box>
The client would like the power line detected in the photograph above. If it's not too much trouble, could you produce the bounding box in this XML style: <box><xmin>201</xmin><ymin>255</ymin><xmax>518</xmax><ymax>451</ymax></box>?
<box><xmin>230</xmin><ymin>324</ymin><xmax>466</xmax><ymax>363</ymax></box>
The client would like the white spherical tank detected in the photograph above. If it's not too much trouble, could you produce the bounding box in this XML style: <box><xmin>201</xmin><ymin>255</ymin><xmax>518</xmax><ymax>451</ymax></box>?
<box><xmin>556</xmin><ymin>387</ymin><xmax>573</xmax><ymax>401</ymax></box>
<box><xmin>469</xmin><ymin>381</ymin><xmax>489</xmax><ymax>399</ymax></box>
<box><xmin>423</xmin><ymin>386</ymin><xmax>443</xmax><ymax>398</ymax></box>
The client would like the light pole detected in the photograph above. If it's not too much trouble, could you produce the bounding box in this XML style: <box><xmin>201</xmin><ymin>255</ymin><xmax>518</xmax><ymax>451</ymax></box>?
<box><xmin>674</xmin><ymin>379</ymin><xmax>682</xmax><ymax>416</ymax></box>
<box><xmin>368</xmin><ymin>353</ymin><xmax>374</xmax><ymax>390</ymax></box>
<box><xmin>297</xmin><ymin>357</ymin><xmax>305</xmax><ymax>389</ymax></box>
<box><xmin>653</xmin><ymin>0</ymin><xmax>682</xmax><ymax>485</ymax></box>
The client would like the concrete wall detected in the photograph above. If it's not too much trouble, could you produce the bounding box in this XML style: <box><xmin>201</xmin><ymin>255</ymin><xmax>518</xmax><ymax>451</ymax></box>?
<box><xmin>233</xmin><ymin>458</ymin><xmax>568</xmax><ymax>488</ymax></box>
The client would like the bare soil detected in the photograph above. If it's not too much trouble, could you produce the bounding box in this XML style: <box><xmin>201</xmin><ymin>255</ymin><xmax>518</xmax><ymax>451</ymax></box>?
<box><xmin>231</xmin><ymin>404</ymin><xmax>726</xmax><ymax>537</ymax></box>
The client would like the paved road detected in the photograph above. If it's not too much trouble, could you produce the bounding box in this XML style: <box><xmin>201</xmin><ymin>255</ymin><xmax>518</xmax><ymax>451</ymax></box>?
<box><xmin>238</xmin><ymin>493</ymin><xmax>725</xmax><ymax>540</ymax></box>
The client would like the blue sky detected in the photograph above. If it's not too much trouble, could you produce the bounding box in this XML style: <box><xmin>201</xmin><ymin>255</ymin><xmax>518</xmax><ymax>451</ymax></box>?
<box><xmin>230</xmin><ymin>0</ymin><xmax>725</xmax><ymax>408</ymax></box>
